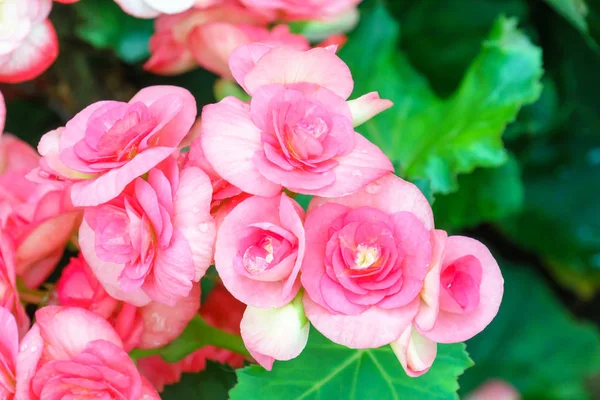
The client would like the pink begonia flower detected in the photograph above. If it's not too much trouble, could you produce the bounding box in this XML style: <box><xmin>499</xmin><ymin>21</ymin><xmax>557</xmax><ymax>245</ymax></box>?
<box><xmin>0</xmin><ymin>0</ymin><xmax>58</xmax><ymax>83</ymax></box>
<box><xmin>55</xmin><ymin>254</ymin><xmax>201</xmax><ymax>351</ymax></box>
<box><xmin>144</xmin><ymin>5</ymin><xmax>306</xmax><ymax>79</ymax></box>
<box><xmin>78</xmin><ymin>157</ymin><xmax>215</xmax><ymax>306</ymax></box>
<box><xmin>300</xmin><ymin>173</ymin><xmax>434</xmax><ymax>349</ymax></box>
<box><xmin>0</xmin><ymin>135</ymin><xmax>81</xmax><ymax>288</ymax></box>
<box><xmin>115</xmin><ymin>0</ymin><xmax>196</xmax><ymax>18</ymax></box>
<box><xmin>215</xmin><ymin>193</ymin><xmax>305</xmax><ymax>308</ymax></box>
<box><xmin>240</xmin><ymin>0</ymin><xmax>362</xmax><ymax>21</ymax></box>
<box><xmin>37</xmin><ymin>86</ymin><xmax>197</xmax><ymax>207</ymax></box>
<box><xmin>0</xmin><ymin>306</ymin><xmax>18</xmax><ymax>399</ymax></box>
<box><xmin>201</xmin><ymin>45</ymin><xmax>393</xmax><ymax>197</ymax></box>
<box><xmin>0</xmin><ymin>236</ymin><xmax>29</xmax><ymax>337</ymax></box>
<box><xmin>138</xmin><ymin>283</ymin><xmax>247</xmax><ymax>392</ymax></box>
<box><xmin>241</xmin><ymin>291</ymin><xmax>310</xmax><ymax>370</ymax></box>
<box><xmin>415</xmin><ymin>235</ymin><xmax>504</xmax><ymax>344</ymax></box>
<box><xmin>14</xmin><ymin>306</ymin><xmax>160</xmax><ymax>400</ymax></box>
<box><xmin>467</xmin><ymin>380</ymin><xmax>521</xmax><ymax>400</ymax></box>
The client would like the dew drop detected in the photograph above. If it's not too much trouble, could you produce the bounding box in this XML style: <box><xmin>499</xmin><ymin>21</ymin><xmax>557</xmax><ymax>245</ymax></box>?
<box><xmin>199</xmin><ymin>222</ymin><xmax>210</xmax><ymax>233</ymax></box>
<box><xmin>365</xmin><ymin>182</ymin><xmax>382</xmax><ymax>194</ymax></box>
<box><xmin>30</xmin><ymin>346</ymin><xmax>38</xmax><ymax>353</ymax></box>
<box><xmin>20</xmin><ymin>344</ymin><xmax>28</xmax><ymax>351</ymax></box>
<box><xmin>352</xmin><ymin>170</ymin><xmax>363</xmax><ymax>178</ymax></box>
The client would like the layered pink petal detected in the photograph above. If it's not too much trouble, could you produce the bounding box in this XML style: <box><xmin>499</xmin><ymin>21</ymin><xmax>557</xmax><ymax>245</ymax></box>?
<box><xmin>238</xmin><ymin>46</ymin><xmax>353</xmax><ymax>98</ymax></box>
<box><xmin>201</xmin><ymin>97</ymin><xmax>281</xmax><ymax>197</ymax></box>
<box><xmin>303</xmin><ymin>295</ymin><xmax>418</xmax><ymax>348</ymax></box>
<box><xmin>0</xmin><ymin>19</ymin><xmax>58</xmax><ymax>84</ymax></box>
<box><xmin>0</xmin><ymin>307</ymin><xmax>18</xmax><ymax>391</ymax></box>
<box><xmin>15</xmin><ymin>324</ymin><xmax>44</xmax><ymax>400</ymax></box>
<box><xmin>422</xmin><ymin>236</ymin><xmax>503</xmax><ymax>343</ymax></box>
<box><xmin>308</xmin><ymin>173</ymin><xmax>434</xmax><ymax>230</ymax></box>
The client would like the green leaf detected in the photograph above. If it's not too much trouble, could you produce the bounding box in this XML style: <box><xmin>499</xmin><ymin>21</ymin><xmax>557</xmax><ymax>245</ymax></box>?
<box><xmin>543</xmin><ymin>0</ymin><xmax>600</xmax><ymax>50</ymax></box>
<box><xmin>230</xmin><ymin>328</ymin><xmax>472</xmax><ymax>400</ymax></box>
<box><xmin>73</xmin><ymin>0</ymin><xmax>153</xmax><ymax>63</ymax></box>
<box><xmin>161</xmin><ymin>362</ymin><xmax>237</xmax><ymax>400</ymax></box>
<box><xmin>130</xmin><ymin>315</ymin><xmax>250</xmax><ymax>362</ymax></box>
<box><xmin>387</xmin><ymin>0</ymin><xmax>529</xmax><ymax>96</ymax></box>
<box><xmin>460</xmin><ymin>262</ymin><xmax>600</xmax><ymax>399</ymax></box>
<box><xmin>339</xmin><ymin>3</ymin><xmax>543</xmax><ymax>194</ymax></box>
<box><xmin>433</xmin><ymin>154</ymin><xmax>523</xmax><ymax>231</ymax></box>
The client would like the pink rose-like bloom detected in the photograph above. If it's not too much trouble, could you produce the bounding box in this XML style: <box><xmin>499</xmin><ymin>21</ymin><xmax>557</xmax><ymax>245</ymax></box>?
<box><xmin>79</xmin><ymin>157</ymin><xmax>215</xmax><ymax>306</ymax></box>
<box><xmin>56</xmin><ymin>254</ymin><xmax>201</xmax><ymax>351</ymax></box>
<box><xmin>144</xmin><ymin>5</ymin><xmax>307</xmax><ymax>79</ymax></box>
<box><xmin>215</xmin><ymin>193</ymin><xmax>305</xmax><ymax>308</ymax></box>
<box><xmin>37</xmin><ymin>86</ymin><xmax>196</xmax><ymax>207</ymax></box>
<box><xmin>301</xmin><ymin>173</ymin><xmax>434</xmax><ymax>348</ymax></box>
<box><xmin>0</xmin><ymin>0</ymin><xmax>58</xmax><ymax>83</ymax></box>
<box><xmin>201</xmin><ymin>45</ymin><xmax>393</xmax><ymax>198</ymax></box>
<box><xmin>138</xmin><ymin>283</ymin><xmax>247</xmax><ymax>392</ymax></box>
<box><xmin>240</xmin><ymin>0</ymin><xmax>361</xmax><ymax>21</ymax></box>
<box><xmin>0</xmin><ymin>236</ymin><xmax>29</xmax><ymax>337</ymax></box>
<box><xmin>1</xmin><ymin>135</ymin><xmax>81</xmax><ymax>288</ymax></box>
<box><xmin>15</xmin><ymin>306</ymin><xmax>160</xmax><ymax>400</ymax></box>
<box><xmin>415</xmin><ymin>235</ymin><xmax>504</xmax><ymax>344</ymax></box>
<box><xmin>0</xmin><ymin>306</ymin><xmax>18</xmax><ymax>399</ymax></box>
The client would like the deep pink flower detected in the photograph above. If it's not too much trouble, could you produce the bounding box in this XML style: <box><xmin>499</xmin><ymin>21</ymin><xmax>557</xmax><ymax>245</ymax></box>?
<box><xmin>201</xmin><ymin>45</ymin><xmax>393</xmax><ymax>197</ymax></box>
<box><xmin>240</xmin><ymin>0</ymin><xmax>361</xmax><ymax>21</ymax></box>
<box><xmin>301</xmin><ymin>173</ymin><xmax>434</xmax><ymax>348</ymax></box>
<box><xmin>416</xmin><ymin>236</ymin><xmax>504</xmax><ymax>344</ymax></box>
<box><xmin>56</xmin><ymin>254</ymin><xmax>201</xmax><ymax>351</ymax></box>
<box><xmin>138</xmin><ymin>283</ymin><xmax>247</xmax><ymax>392</ymax></box>
<box><xmin>37</xmin><ymin>86</ymin><xmax>197</xmax><ymax>207</ymax></box>
<box><xmin>0</xmin><ymin>135</ymin><xmax>81</xmax><ymax>288</ymax></box>
<box><xmin>0</xmin><ymin>236</ymin><xmax>29</xmax><ymax>337</ymax></box>
<box><xmin>14</xmin><ymin>306</ymin><xmax>160</xmax><ymax>400</ymax></box>
<box><xmin>215</xmin><ymin>193</ymin><xmax>305</xmax><ymax>308</ymax></box>
<box><xmin>78</xmin><ymin>157</ymin><xmax>215</xmax><ymax>306</ymax></box>
<box><xmin>0</xmin><ymin>306</ymin><xmax>18</xmax><ymax>399</ymax></box>
<box><xmin>0</xmin><ymin>0</ymin><xmax>58</xmax><ymax>83</ymax></box>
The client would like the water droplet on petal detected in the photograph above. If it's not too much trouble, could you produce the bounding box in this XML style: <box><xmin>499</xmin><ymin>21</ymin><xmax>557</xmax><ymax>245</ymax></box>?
<box><xmin>352</xmin><ymin>170</ymin><xmax>363</xmax><ymax>178</ymax></box>
<box><xmin>21</xmin><ymin>344</ymin><xmax>28</xmax><ymax>351</ymax></box>
<box><xmin>30</xmin><ymin>346</ymin><xmax>37</xmax><ymax>353</ymax></box>
<box><xmin>365</xmin><ymin>182</ymin><xmax>382</xmax><ymax>194</ymax></box>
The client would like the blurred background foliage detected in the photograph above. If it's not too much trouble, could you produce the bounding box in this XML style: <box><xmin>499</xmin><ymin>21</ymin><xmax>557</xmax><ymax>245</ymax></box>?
<box><xmin>1</xmin><ymin>0</ymin><xmax>599</xmax><ymax>398</ymax></box>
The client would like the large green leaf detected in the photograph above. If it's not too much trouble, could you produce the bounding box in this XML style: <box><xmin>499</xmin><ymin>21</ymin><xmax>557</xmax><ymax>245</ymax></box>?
<box><xmin>460</xmin><ymin>262</ymin><xmax>600</xmax><ymax>399</ymax></box>
<box><xmin>161</xmin><ymin>362</ymin><xmax>237</xmax><ymax>400</ymax></box>
<box><xmin>433</xmin><ymin>155</ymin><xmax>523</xmax><ymax>231</ymax></box>
<box><xmin>73</xmin><ymin>0</ymin><xmax>153</xmax><ymax>63</ymax></box>
<box><xmin>339</xmin><ymin>3</ymin><xmax>543</xmax><ymax>194</ymax></box>
<box><xmin>230</xmin><ymin>329</ymin><xmax>472</xmax><ymax>400</ymax></box>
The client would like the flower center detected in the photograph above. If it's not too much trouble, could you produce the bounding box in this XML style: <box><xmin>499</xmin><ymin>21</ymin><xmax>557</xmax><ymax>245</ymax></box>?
<box><xmin>353</xmin><ymin>244</ymin><xmax>380</xmax><ymax>270</ymax></box>
<box><xmin>243</xmin><ymin>236</ymin><xmax>276</xmax><ymax>274</ymax></box>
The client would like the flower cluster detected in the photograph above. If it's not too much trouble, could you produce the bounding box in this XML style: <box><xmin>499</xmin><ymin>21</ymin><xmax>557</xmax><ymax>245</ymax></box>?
<box><xmin>0</xmin><ymin>7</ymin><xmax>504</xmax><ymax>396</ymax></box>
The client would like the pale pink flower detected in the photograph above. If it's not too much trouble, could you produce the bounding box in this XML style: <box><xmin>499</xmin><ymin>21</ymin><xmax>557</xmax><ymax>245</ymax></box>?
<box><xmin>240</xmin><ymin>0</ymin><xmax>361</xmax><ymax>21</ymax></box>
<box><xmin>0</xmin><ymin>135</ymin><xmax>81</xmax><ymax>288</ymax></box>
<box><xmin>15</xmin><ymin>306</ymin><xmax>160</xmax><ymax>400</ymax></box>
<box><xmin>78</xmin><ymin>157</ymin><xmax>215</xmax><ymax>306</ymax></box>
<box><xmin>37</xmin><ymin>86</ymin><xmax>197</xmax><ymax>207</ymax></box>
<box><xmin>467</xmin><ymin>380</ymin><xmax>521</xmax><ymax>400</ymax></box>
<box><xmin>115</xmin><ymin>0</ymin><xmax>196</xmax><ymax>18</ymax></box>
<box><xmin>0</xmin><ymin>0</ymin><xmax>58</xmax><ymax>83</ymax></box>
<box><xmin>56</xmin><ymin>254</ymin><xmax>201</xmax><ymax>351</ymax></box>
<box><xmin>215</xmin><ymin>193</ymin><xmax>305</xmax><ymax>308</ymax></box>
<box><xmin>0</xmin><ymin>236</ymin><xmax>29</xmax><ymax>337</ymax></box>
<box><xmin>138</xmin><ymin>283</ymin><xmax>247</xmax><ymax>392</ymax></box>
<box><xmin>301</xmin><ymin>173</ymin><xmax>434</xmax><ymax>348</ymax></box>
<box><xmin>414</xmin><ymin>235</ymin><xmax>504</xmax><ymax>344</ymax></box>
<box><xmin>144</xmin><ymin>5</ymin><xmax>307</xmax><ymax>78</ymax></box>
<box><xmin>390</xmin><ymin>324</ymin><xmax>437</xmax><ymax>377</ymax></box>
<box><xmin>201</xmin><ymin>45</ymin><xmax>393</xmax><ymax>197</ymax></box>
<box><xmin>0</xmin><ymin>306</ymin><xmax>18</xmax><ymax>399</ymax></box>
